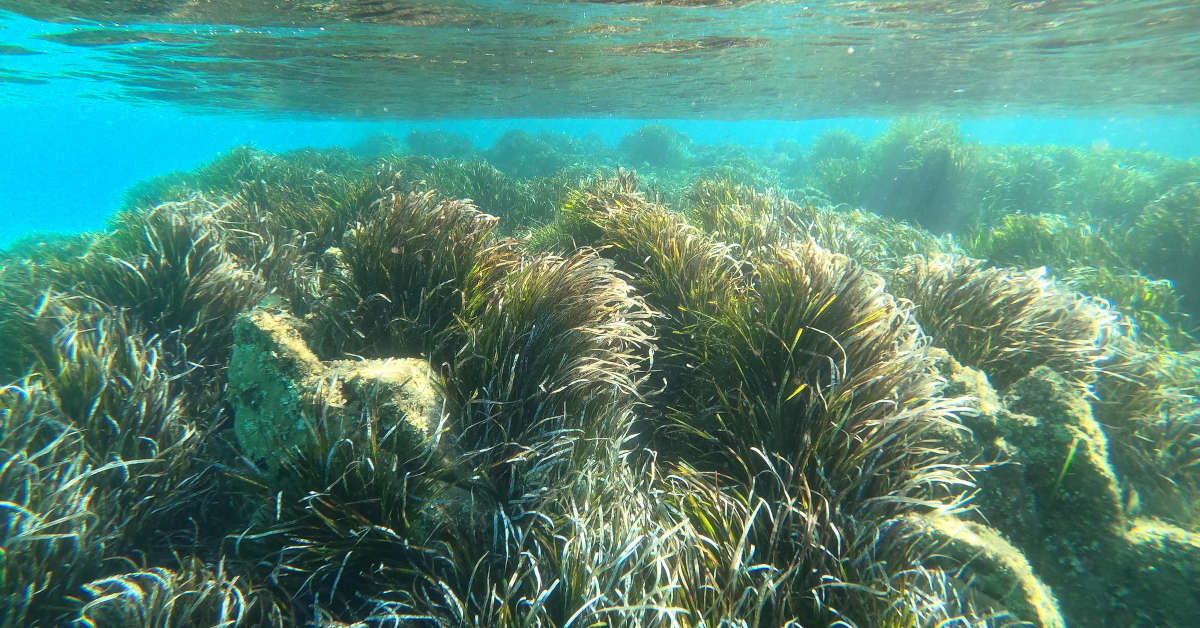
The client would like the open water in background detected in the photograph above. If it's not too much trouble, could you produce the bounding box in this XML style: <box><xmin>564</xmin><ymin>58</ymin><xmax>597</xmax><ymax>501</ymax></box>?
<box><xmin>1</xmin><ymin>1</ymin><xmax>1198</xmax><ymax>245</ymax></box>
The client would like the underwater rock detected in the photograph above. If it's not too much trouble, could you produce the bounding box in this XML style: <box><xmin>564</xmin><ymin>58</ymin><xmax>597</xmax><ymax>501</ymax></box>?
<box><xmin>949</xmin><ymin>363</ymin><xmax>1125</xmax><ymax>564</ymax></box>
<box><xmin>1001</xmin><ymin>366</ymin><xmax>1125</xmax><ymax>539</ymax></box>
<box><xmin>935</xmin><ymin>353</ymin><xmax>1124</xmax><ymax>539</ymax></box>
<box><xmin>930</xmin><ymin>347</ymin><xmax>1001</xmax><ymax>438</ymax></box>
<box><xmin>933</xmin><ymin>353</ymin><xmax>1200</xmax><ymax>627</ymax></box>
<box><xmin>932</xmin><ymin>349</ymin><xmax>1046</xmax><ymax>542</ymax></box>
<box><xmin>1119</xmin><ymin>518</ymin><xmax>1200</xmax><ymax>625</ymax></box>
<box><xmin>906</xmin><ymin>512</ymin><xmax>1066</xmax><ymax>628</ymax></box>
<box><xmin>227</xmin><ymin>307</ymin><xmax>443</xmax><ymax>473</ymax></box>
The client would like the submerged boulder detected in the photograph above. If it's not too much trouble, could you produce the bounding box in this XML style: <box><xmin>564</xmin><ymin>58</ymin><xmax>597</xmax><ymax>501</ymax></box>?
<box><xmin>905</xmin><ymin>511</ymin><xmax>1066</xmax><ymax>628</ymax></box>
<box><xmin>931</xmin><ymin>351</ymin><xmax>1200</xmax><ymax>627</ymax></box>
<box><xmin>1120</xmin><ymin>518</ymin><xmax>1200</xmax><ymax>625</ymax></box>
<box><xmin>1000</xmin><ymin>365</ymin><xmax>1125</xmax><ymax>539</ymax></box>
<box><xmin>227</xmin><ymin>307</ymin><xmax>444</xmax><ymax>473</ymax></box>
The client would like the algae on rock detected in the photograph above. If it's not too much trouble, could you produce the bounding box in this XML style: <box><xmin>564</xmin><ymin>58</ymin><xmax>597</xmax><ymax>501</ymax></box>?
<box><xmin>931</xmin><ymin>351</ymin><xmax>1200</xmax><ymax>628</ymax></box>
<box><xmin>905</xmin><ymin>511</ymin><xmax>1067</xmax><ymax>628</ymax></box>
<box><xmin>227</xmin><ymin>307</ymin><xmax>446</xmax><ymax>473</ymax></box>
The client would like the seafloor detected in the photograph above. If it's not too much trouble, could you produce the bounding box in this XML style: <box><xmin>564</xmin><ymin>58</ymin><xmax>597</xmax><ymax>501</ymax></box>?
<box><xmin>2</xmin><ymin>120</ymin><xmax>1198</xmax><ymax>627</ymax></box>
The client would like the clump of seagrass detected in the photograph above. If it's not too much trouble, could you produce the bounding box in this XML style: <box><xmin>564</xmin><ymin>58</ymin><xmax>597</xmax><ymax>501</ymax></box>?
<box><xmin>684</xmin><ymin>176</ymin><xmax>959</xmax><ymax>277</ymax></box>
<box><xmin>964</xmin><ymin>212</ymin><xmax>1196</xmax><ymax>349</ymax></box>
<box><xmin>0</xmin><ymin>297</ymin><xmax>227</xmax><ymax>626</ymax></box>
<box><xmin>892</xmin><ymin>254</ymin><xmax>1114</xmax><ymax>390</ymax></box>
<box><xmin>0</xmin><ymin>262</ymin><xmax>58</xmax><ymax>381</ymax></box>
<box><xmin>54</xmin><ymin>199</ymin><xmax>268</xmax><ymax>374</ymax></box>
<box><xmin>560</xmin><ymin>173</ymin><xmax>984</xmax><ymax>626</ymax></box>
<box><xmin>1</xmin><ymin>378</ymin><xmax>105</xmax><ymax>627</ymax></box>
<box><xmin>410</xmin><ymin>247</ymin><xmax>654</xmax><ymax>623</ymax></box>
<box><xmin>561</xmin><ymin>171</ymin><xmax>749</xmax><ymax>336</ymax></box>
<box><xmin>444</xmin><ymin>248</ymin><xmax>652</xmax><ymax>482</ymax></box>
<box><xmin>318</xmin><ymin>188</ymin><xmax>513</xmax><ymax>359</ymax></box>
<box><xmin>1064</xmin><ymin>266</ymin><xmax>1195</xmax><ymax>351</ymax></box>
<box><xmin>27</xmin><ymin>307</ymin><xmax>203</xmax><ymax>546</ymax></box>
<box><xmin>233</xmin><ymin>185</ymin><xmax>658</xmax><ymax>625</ymax></box>
<box><xmin>0</xmin><ymin>215</ymin><xmax>292</xmax><ymax>627</ymax></box>
<box><xmin>686</xmin><ymin>176</ymin><xmax>801</xmax><ymax>252</ymax></box>
<box><xmin>78</xmin><ymin>557</ymin><xmax>285</xmax><ymax>628</ymax></box>
<box><xmin>799</xmin><ymin>204</ymin><xmax>962</xmax><ymax>275</ymax></box>
<box><xmin>213</xmin><ymin>166</ymin><xmax>410</xmax><ymax>309</ymax></box>
<box><xmin>965</xmin><ymin>212</ymin><xmax>1125</xmax><ymax>271</ymax></box>
<box><xmin>350</xmin><ymin>455</ymin><xmax>696</xmax><ymax>627</ymax></box>
<box><xmin>1</xmin><ymin>244</ymin><xmax>113</xmax><ymax>381</ymax></box>
<box><xmin>1093</xmin><ymin>335</ymin><xmax>1200</xmax><ymax>524</ymax></box>
<box><xmin>1134</xmin><ymin>182</ymin><xmax>1200</xmax><ymax>317</ymax></box>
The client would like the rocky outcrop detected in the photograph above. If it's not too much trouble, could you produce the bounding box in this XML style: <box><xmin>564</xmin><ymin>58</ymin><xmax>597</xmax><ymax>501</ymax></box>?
<box><xmin>930</xmin><ymin>352</ymin><xmax>1200</xmax><ymax>627</ymax></box>
<box><xmin>227</xmin><ymin>306</ymin><xmax>445</xmax><ymax>474</ymax></box>
<box><xmin>906</xmin><ymin>511</ymin><xmax>1066</xmax><ymax>628</ymax></box>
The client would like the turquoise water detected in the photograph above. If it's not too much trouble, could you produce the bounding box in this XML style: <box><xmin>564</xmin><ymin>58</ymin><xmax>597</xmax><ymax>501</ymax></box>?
<box><xmin>8</xmin><ymin>100</ymin><xmax>1199</xmax><ymax>246</ymax></box>
<box><xmin>3</xmin><ymin>93</ymin><xmax>1199</xmax><ymax>246</ymax></box>
<box><xmin>2</xmin><ymin>3</ymin><xmax>1200</xmax><ymax>627</ymax></box>
<box><xmin>2</xmin><ymin>3</ymin><xmax>1199</xmax><ymax>244</ymax></box>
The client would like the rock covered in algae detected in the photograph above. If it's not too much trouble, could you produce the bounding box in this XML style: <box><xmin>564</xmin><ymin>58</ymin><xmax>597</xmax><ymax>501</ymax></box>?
<box><xmin>1120</xmin><ymin>518</ymin><xmax>1200</xmax><ymax>620</ymax></box>
<box><xmin>227</xmin><ymin>307</ymin><xmax>443</xmax><ymax>471</ymax></box>
<box><xmin>905</xmin><ymin>511</ymin><xmax>1067</xmax><ymax>628</ymax></box>
<box><xmin>1000</xmin><ymin>365</ymin><xmax>1125</xmax><ymax>538</ymax></box>
<box><xmin>930</xmin><ymin>349</ymin><xmax>1200</xmax><ymax>627</ymax></box>
<box><xmin>932</xmin><ymin>353</ymin><xmax>1124</xmax><ymax>539</ymax></box>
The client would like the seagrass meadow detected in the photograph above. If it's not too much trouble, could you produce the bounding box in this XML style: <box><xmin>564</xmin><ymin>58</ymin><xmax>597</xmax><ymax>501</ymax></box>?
<box><xmin>3</xmin><ymin>120</ymin><xmax>1200</xmax><ymax>628</ymax></box>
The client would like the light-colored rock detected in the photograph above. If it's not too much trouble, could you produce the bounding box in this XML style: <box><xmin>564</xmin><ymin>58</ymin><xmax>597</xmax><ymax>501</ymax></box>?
<box><xmin>227</xmin><ymin>307</ymin><xmax>445</xmax><ymax>472</ymax></box>
<box><xmin>905</xmin><ymin>511</ymin><xmax>1066</xmax><ymax>628</ymax></box>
